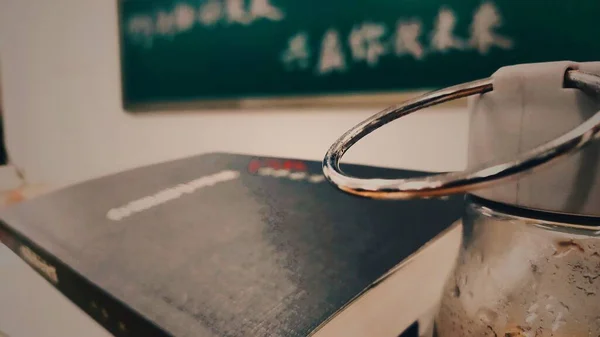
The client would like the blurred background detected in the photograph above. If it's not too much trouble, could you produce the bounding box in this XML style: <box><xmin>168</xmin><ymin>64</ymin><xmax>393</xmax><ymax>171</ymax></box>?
<box><xmin>0</xmin><ymin>0</ymin><xmax>597</xmax><ymax>192</ymax></box>
<box><xmin>0</xmin><ymin>1</ymin><xmax>598</xmax><ymax>336</ymax></box>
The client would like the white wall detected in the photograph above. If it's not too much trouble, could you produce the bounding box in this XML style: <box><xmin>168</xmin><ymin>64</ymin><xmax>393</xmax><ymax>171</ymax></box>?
<box><xmin>0</xmin><ymin>0</ymin><xmax>469</xmax><ymax>187</ymax></box>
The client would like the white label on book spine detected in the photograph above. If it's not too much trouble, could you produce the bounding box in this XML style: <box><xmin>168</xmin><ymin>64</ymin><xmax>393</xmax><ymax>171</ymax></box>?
<box><xmin>19</xmin><ymin>245</ymin><xmax>59</xmax><ymax>284</ymax></box>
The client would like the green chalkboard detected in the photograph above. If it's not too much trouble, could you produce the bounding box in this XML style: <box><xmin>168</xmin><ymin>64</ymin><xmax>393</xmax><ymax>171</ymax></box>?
<box><xmin>119</xmin><ymin>0</ymin><xmax>600</xmax><ymax>109</ymax></box>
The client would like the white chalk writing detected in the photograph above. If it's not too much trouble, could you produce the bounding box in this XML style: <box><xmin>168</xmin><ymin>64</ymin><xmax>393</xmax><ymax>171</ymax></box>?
<box><xmin>123</xmin><ymin>1</ymin><xmax>515</xmax><ymax>77</ymax></box>
<box><xmin>281</xmin><ymin>32</ymin><xmax>310</xmax><ymax>70</ymax></box>
<box><xmin>281</xmin><ymin>1</ymin><xmax>513</xmax><ymax>75</ymax></box>
<box><xmin>469</xmin><ymin>2</ymin><xmax>513</xmax><ymax>54</ymax></box>
<box><xmin>226</xmin><ymin>0</ymin><xmax>251</xmax><ymax>24</ymax></box>
<box><xmin>128</xmin><ymin>15</ymin><xmax>154</xmax><ymax>47</ymax></box>
<box><xmin>349</xmin><ymin>23</ymin><xmax>387</xmax><ymax>66</ymax></box>
<box><xmin>174</xmin><ymin>3</ymin><xmax>196</xmax><ymax>31</ymax></box>
<box><xmin>394</xmin><ymin>20</ymin><xmax>425</xmax><ymax>59</ymax></box>
<box><xmin>317</xmin><ymin>29</ymin><xmax>347</xmax><ymax>74</ymax></box>
<box><xmin>127</xmin><ymin>0</ymin><xmax>285</xmax><ymax>46</ymax></box>
<box><xmin>430</xmin><ymin>7</ymin><xmax>465</xmax><ymax>52</ymax></box>
<box><xmin>249</xmin><ymin>0</ymin><xmax>284</xmax><ymax>21</ymax></box>
<box><xmin>198</xmin><ymin>1</ymin><xmax>223</xmax><ymax>26</ymax></box>
<box><xmin>155</xmin><ymin>10</ymin><xmax>177</xmax><ymax>37</ymax></box>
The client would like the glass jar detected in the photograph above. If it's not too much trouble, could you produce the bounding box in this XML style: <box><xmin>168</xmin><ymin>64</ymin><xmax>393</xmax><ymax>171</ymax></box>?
<box><xmin>435</xmin><ymin>196</ymin><xmax>600</xmax><ymax>336</ymax></box>
<box><xmin>320</xmin><ymin>60</ymin><xmax>600</xmax><ymax>337</ymax></box>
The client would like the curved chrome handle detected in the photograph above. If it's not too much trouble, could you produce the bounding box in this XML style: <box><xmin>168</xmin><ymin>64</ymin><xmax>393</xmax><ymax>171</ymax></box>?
<box><xmin>323</xmin><ymin>70</ymin><xmax>600</xmax><ymax>200</ymax></box>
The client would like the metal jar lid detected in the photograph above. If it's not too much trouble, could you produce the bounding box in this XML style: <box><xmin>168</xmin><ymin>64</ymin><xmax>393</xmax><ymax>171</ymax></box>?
<box><xmin>468</xmin><ymin>61</ymin><xmax>600</xmax><ymax>218</ymax></box>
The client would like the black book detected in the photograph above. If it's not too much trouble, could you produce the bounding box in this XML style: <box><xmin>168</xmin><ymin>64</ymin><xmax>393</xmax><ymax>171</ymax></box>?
<box><xmin>0</xmin><ymin>153</ymin><xmax>463</xmax><ymax>337</ymax></box>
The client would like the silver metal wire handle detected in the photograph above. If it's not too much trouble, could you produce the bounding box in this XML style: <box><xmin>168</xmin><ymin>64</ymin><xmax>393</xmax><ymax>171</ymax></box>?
<box><xmin>323</xmin><ymin>70</ymin><xmax>600</xmax><ymax>199</ymax></box>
